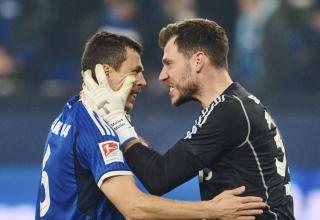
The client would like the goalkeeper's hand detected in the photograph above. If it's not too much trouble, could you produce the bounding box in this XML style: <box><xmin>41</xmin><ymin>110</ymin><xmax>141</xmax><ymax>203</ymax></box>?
<box><xmin>81</xmin><ymin>64</ymin><xmax>139</xmax><ymax>146</ymax></box>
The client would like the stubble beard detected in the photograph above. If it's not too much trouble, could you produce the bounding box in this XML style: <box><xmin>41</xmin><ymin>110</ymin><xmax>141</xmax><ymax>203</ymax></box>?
<box><xmin>173</xmin><ymin>64</ymin><xmax>199</xmax><ymax>106</ymax></box>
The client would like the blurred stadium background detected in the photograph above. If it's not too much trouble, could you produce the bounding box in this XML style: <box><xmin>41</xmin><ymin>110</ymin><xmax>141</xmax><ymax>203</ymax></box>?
<box><xmin>0</xmin><ymin>0</ymin><xmax>319</xmax><ymax>219</ymax></box>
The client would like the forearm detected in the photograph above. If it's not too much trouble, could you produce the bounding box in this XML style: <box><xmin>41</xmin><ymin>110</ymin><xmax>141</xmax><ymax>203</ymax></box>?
<box><xmin>104</xmin><ymin>176</ymin><xmax>266</xmax><ymax>220</ymax></box>
<box><xmin>102</xmin><ymin>175</ymin><xmax>213</xmax><ymax>220</ymax></box>
<box><xmin>131</xmin><ymin>193</ymin><xmax>212</xmax><ymax>220</ymax></box>
<box><xmin>125</xmin><ymin>142</ymin><xmax>203</xmax><ymax>195</ymax></box>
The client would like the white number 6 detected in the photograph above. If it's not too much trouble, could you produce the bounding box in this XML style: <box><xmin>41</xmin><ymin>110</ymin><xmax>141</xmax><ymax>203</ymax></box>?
<box><xmin>40</xmin><ymin>145</ymin><xmax>51</xmax><ymax>217</ymax></box>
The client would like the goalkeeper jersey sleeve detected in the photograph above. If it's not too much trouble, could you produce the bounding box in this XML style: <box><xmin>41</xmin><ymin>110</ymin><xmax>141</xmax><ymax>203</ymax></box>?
<box><xmin>125</xmin><ymin>92</ymin><xmax>248</xmax><ymax>195</ymax></box>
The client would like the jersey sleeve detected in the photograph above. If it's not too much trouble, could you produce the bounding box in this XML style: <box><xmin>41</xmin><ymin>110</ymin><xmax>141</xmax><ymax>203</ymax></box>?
<box><xmin>125</xmin><ymin>96</ymin><xmax>249</xmax><ymax>195</ymax></box>
<box><xmin>125</xmin><ymin>142</ymin><xmax>204</xmax><ymax>195</ymax></box>
<box><xmin>177</xmin><ymin>95</ymin><xmax>249</xmax><ymax>166</ymax></box>
<box><xmin>76</xmin><ymin>104</ymin><xmax>133</xmax><ymax>188</ymax></box>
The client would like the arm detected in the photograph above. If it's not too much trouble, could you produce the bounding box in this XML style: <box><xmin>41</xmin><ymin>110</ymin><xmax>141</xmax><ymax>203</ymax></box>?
<box><xmin>124</xmin><ymin>141</ymin><xmax>203</xmax><ymax>195</ymax></box>
<box><xmin>101</xmin><ymin>175</ymin><xmax>265</xmax><ymax>220</ymax></box>
<box><xmin>123</xmin><ymin>97</ymin><xmax>249</xmax><ymax>196</ymax></box>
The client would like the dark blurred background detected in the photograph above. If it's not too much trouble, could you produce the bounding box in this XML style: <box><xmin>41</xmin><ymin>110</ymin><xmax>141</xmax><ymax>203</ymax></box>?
<box><xmin>0</xmin><ymin>0</ymin><xmax>319</xmax><ymax>219</ymax></box>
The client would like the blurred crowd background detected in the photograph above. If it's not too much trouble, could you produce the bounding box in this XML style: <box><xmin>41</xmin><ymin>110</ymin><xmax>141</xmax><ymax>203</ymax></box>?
<box><xmin>0</xmin><ymin>0</ymin><xmax>319</xmax><ymax>99</ymax></box>
<box><xmin>0</xmin><ymin>0</ymin><xmax>319</xmax><ymax>219</ymax></box>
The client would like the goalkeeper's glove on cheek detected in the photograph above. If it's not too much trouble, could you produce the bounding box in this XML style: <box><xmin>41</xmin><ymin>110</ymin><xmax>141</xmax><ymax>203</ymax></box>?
<box><xmin>81</xmin><ymin>64</ymin><xmax>138</xmax><ymax>146</ymax></box>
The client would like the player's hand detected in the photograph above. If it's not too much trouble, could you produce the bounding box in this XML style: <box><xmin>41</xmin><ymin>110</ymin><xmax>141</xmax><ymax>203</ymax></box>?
<box><xmin>207</xmin><ymin>186</ymin><xmax>266</xmax><ymax>220</ymax></box>
<box><xmin>81</xmin><ymin>64</ymin><xmax>139</xmax><ymax>146</ymax></box>
<box><xmin>82</xmin><ymin>64</ymin><xmax>135</xmax><ymax>115</ymax></box>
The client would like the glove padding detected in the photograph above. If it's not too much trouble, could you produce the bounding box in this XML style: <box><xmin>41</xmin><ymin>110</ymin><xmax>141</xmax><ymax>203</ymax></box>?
<box><xmin>81</xmin><ymin>64</ymin><xmax>138</xmax><ymax>146</ymax></box>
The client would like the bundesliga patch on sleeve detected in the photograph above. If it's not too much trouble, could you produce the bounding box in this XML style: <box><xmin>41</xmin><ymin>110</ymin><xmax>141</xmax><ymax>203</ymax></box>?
<box><xmin>98</xmin><ymin>141</ymin><xmax>124</xmax><ymax>165</ymax></box>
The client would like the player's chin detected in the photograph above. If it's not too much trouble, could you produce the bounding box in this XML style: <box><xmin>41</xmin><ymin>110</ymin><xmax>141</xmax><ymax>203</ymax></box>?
<box><xmin>170</xmin><ymin>92</ymin><xmax>179</xmax><ymax>106</ymax></box>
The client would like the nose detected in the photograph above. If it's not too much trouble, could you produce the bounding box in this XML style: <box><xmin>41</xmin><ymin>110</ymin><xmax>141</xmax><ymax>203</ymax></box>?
<box><xmin>136</xmin><ymin>72</ymin><xmax>147</xmax><ymax>87</ymax></box>
<box><xmin>159</xmin><ymin>67</ymin><xmax>169</xmax><ymax>82</ymax></box>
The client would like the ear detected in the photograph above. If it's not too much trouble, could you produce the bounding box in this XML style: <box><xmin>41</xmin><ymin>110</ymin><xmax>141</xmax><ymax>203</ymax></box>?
<box><xmin>194</xmin><ymin>52</ymin><xmax>205</xmax><ymax>73</ymax></box>
<box><xmin>102</xmin><ymin>64</ymin><xmax>111</xmax><ymax>78</ymax></box>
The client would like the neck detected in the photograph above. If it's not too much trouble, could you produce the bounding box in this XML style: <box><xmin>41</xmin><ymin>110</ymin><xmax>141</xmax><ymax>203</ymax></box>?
<box><xmin>196</xmin><ymin>68</ymin><xmax>233</xmax><ymax>108</ymax></box>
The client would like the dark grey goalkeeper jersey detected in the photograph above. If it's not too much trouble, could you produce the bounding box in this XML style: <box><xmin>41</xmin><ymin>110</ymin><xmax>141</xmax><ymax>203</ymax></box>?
<box><xmin>125</xmin><ymin>83</ymin><xmax>294</xmax><ymax>220</ymax></box>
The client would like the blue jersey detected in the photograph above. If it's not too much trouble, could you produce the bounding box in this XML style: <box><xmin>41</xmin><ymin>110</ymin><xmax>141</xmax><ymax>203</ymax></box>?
<box><xmin>35</xmin><ymin>96</ymin><xmax>132</xmax><ymax>220</ymax></box>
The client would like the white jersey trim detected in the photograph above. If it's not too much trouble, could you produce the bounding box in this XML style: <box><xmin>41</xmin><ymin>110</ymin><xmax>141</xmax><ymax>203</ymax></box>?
<box><xmin>97</xmin><ymin>170</ymin><xmax>133</xmax><ymax>188</ymax></box>
<box><xmin>198</xmin><ymin>95</ymin><xmax>225</xmax><ymax>127</ymax></box>
<box><xmin>95</xmin><ymin>113</ymin><xmax>116</xmax><ymax>136</ymax></box>
<box><xmin>92</xmin><ymin>112</ymin><xmax>111</xmax><ymax>136</ymax></box>
<box><xmin>185</xmin><ymin>95</ymin><xmax>226</xmax><ymax>139</ymax></box>
<box><xmin>233</xmin><ymin>95</ymin><xmax>278</xmax><ymax>220</ymax></box>
<box><xmin>232</xmin><ymin>95</ymin><xmax>250</xmax><ymax>148</ymax></box>
<box><xmin>83</xmin><ymin>105</ymin><xmax>106</xmax><ymax>136</ymax></box>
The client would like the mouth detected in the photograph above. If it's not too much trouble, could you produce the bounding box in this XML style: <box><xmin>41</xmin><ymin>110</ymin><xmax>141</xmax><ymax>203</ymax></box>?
<box><xmin>128</xmin><ymin>92</ymin><xmax>139</xmax><ymax>101</ymax></box>
<box><xmin>168</xmin><ymin>85</ymin><xmax>175</xmax><ymax>96</ymax></box>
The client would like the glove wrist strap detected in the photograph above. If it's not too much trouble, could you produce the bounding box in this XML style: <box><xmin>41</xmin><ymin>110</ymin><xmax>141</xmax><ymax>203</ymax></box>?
<box><xmin>103</xmin><ymin>112</ymin><xmax>138</xmax><ymax>146</ymax></box>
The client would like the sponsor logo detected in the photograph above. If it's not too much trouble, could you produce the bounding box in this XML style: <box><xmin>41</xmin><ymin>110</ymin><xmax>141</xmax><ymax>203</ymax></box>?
<box><xmin>98</xmin><ymin>141</ymin><xmax>124</xmax><ymax>164</ymax></box>
<box><xmin>100</xmin><ymin>141</ymin><xmax>118</xmax><ymax>157</ymax></box>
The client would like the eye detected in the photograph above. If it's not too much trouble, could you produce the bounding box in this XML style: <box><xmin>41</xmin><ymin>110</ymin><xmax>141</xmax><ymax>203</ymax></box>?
<box><xmin>167</xmin><ymin>62</ymin><xmax>174</xmax><ymax>68</ymax></box>
<box><xmin>163</xmin><ymin>59</ymin><xmax>172</xmax><ymax>66</ymax></box>
<box><xmin>132</xmin><ymin>66</ymin><xmax>143</xmax><ymax>75</ymax></box>
<box><xmin>163</xmin><ymin>61</ymin><xmax>171</xmax><ymax>67</ymax></box>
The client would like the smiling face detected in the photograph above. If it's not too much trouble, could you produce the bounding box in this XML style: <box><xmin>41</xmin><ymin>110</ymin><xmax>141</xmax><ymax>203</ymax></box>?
<box><xmin>107</xmin><ymin>47</ymin><xmax>146</xmax><ymax>111</ymax></box>
<box><xmin>159</xmin><ymin>37</ymin><xmax>199</xmax><ymax>106</ymax></box>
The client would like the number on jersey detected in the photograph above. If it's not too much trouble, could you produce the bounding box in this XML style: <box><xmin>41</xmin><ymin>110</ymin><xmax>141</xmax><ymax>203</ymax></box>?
<box><xmin>40</xmin><ymin>145</ymin><xmax>51</xmax><ymax>217</ymax></box>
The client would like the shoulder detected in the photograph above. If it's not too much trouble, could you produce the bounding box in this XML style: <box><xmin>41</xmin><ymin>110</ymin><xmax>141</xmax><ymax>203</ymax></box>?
<box><xmin>211</xmin><ymin>94</ymin><xmax>249</xmax><ymax>137</ymax></box>
<box><xmin>75</xmin><ymin>101</ymin><xmax>119</xmax><ymax>143</ymax></box>
<box><xmin>193</xmin><ymin>94</ymin><xmax>248</xmax><ymax>131</ymax></box>
<box><xmin>184</xmin><ymin>94</ymin><xmax>249</xmax><ymax>146</ymax></box>
<box><xmin>211</xmin><ymin>94</ymin><xmax>248</xmax><ymax>122</ymax></box>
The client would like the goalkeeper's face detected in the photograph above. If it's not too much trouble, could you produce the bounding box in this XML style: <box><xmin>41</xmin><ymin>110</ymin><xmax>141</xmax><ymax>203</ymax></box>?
<box><xmin>159</xmin><ymin>37</ymin><xmax>199</xmax><ymax>106</ymax></box>
<box><xmin>108</xmin><ymin>48</ymin><xmax>146</xmax><ymax>111</ymax></box>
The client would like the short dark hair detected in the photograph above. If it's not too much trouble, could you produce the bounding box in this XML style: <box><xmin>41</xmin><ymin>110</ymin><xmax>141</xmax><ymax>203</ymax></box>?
<box><xmin>159</xmin><ymin>18</ymin><xmax>229</xmax><ymax>69</ymax></box>
<box><xmin>81</xmin><ymin>31</ymin><xmax>142</xmax><ymax>80</ymax></box>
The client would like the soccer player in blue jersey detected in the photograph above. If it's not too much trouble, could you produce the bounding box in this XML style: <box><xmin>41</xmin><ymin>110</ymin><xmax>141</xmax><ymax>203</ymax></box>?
<box><xmin>36</xmin><ymin>31</ymin><xmax>266</xmax><ymax>220</ymax></box>
<box><xmin>83</xmin><ymin>19</ymin><xmax>295</xmax><ymax>220</ymax></box>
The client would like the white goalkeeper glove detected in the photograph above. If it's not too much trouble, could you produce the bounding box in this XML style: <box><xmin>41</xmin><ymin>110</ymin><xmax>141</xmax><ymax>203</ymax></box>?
<box><xmin>81</xmin><ymin>64</ymin><xmax>138</xmax><ymax>146</ymax></box>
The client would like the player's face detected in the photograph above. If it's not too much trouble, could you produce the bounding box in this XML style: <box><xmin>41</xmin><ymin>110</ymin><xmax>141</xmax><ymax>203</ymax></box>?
<box><xmin>107</xmin><ymin>48</ymin><xmax>146</xmax><ymax>111</ymax></box>
<box><xmin>159</xmin><ymin>37</ymin><xmax>199</xmax><ymax>106</ymax></box>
